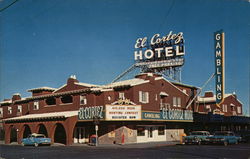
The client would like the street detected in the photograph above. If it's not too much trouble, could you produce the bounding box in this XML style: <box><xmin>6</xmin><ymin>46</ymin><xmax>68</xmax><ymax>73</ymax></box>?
<box><xmin>0</xmin><ymin>143</ymin><xmax>250</xmax><ymax>159</ymax></box>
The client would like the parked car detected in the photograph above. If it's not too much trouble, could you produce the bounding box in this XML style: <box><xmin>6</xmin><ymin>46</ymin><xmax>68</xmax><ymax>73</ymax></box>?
<box><xmin>184</xmin><ymin>131</ymin><xmax>211</xmax><ymax>145</ymax></box>
<box><xmin>207</xmin><ymin>131</ymin><xmax>240</xmax><ymax>146</ymax></box>
<box><xmin>235</xmin><ymin>130</ymin><xmax>250</xmax><ymax>143</ymax></box>
<box><xmin>21</xmin><ymin>133</ymin><xmax>51</xmax><ymax>147</ymax></box>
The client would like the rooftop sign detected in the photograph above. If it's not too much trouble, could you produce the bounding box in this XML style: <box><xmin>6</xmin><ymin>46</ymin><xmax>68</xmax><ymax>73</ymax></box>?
<box><xmin>134</xmin><ymin>31</ymin><xmax>185</xmax><ymax>69</ymax></box>
<box><xmin>214</xmin><ymin>30</ymin><xmax>225</xmax><ymax>106</ymax></box>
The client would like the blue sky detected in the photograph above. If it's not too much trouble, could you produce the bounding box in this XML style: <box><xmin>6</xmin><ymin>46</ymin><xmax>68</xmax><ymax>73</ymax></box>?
<box><xmin>0</xmin><ymin>0</ymin><xmax>249</xmax><ymax>115</ymax></box>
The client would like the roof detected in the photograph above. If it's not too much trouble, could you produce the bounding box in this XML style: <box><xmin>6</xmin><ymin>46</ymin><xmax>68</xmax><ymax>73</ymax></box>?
<box><xmin>27</xmin><ymin>87</ymin><xmax>56</xmax><ymax>92</ymax></box>
<box><xmin>100</xmin><ymin>78</ymin><xmax>149</xmax><ymax>89</ymax></box>
<box><xmin>3</xmin><ymin>110</ymin><xmax>78</xmax><ymax>122</ymax></box>
<box><xmin>75</xmin><ymin>82</ymin><xmax>100</xmax><ymax>88</ymax></box>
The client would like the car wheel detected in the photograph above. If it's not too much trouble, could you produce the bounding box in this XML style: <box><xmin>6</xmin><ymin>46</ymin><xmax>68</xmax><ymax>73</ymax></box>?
<box><xmin>34</xmin><ymin>143</ymin><xmax>39</xmax><ymax>147</ymax></box>
<box><xmin>223</xmin><ymin>141</ymin><xmax>228</xmax><ymax>146</ymax></box>
<box><xmin>21</xmin><ymin>142</ymin><xmax>25</xmax><ymax>146</ymax></box>
<box><xmin>235</xmin><ymin>140</ymin><xmax>239</xmax><ymax>145</ymax></box>
<box><xmin>197</xmin><ymin>141</ymin><xmax>201</xmax><ymax>145</ymax></box>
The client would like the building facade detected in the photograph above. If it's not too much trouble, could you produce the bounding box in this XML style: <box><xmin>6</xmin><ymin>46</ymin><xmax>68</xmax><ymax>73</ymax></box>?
<box><xmin>0</xmin><ymin>73</ymin><xmax>249</xmax><ymax>145</ymax></box>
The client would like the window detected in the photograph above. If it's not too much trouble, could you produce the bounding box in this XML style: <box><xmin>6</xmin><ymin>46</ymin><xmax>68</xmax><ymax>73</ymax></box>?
<box><xmin>137</xmin><ymin>126</ymin><xmax>145</xmax><ymax>136</ymax></box>
<box><xmin>206</xmin><ymin>105</ymin><xmax>211</xmax><ymax>112</ymax></box>
<box><xmin>61</xmin><ymin>95</ymin><xmax>73</xmax><ymax>104</ymax></box>
<box><xmin>8</xmin><ymin>107</ymin><xmax>12</xmax><ymax>114</ymax></box>
<box><xmin>139</xmin><ymin>91</ymin><xmax>149</xmax><ymax>103</ymax></box>
<box><xmin>177</xmin><ymin>97</ymin><xmax>181</xmax><ymax>107</ymax></box>
<box><xmin>173</xmin><ymin>97</ymin><xmax>181</xmax><ymax>107</ymax></box>
<box><xmin>173</xmin><ymin>97</ymin><xmax>177</xmax><ymax>107</ymax></box>
<box><xmin>0</xmin><ymin>108</ymin><xmax>3</xmax><ymax>117</ymax></box>
<box><xmin>108</xmin><ymin>96</ymin><xmax>111</xmax><ymax>101</ymax></box>
<box><xmin>33</xmin><ymin>101</ymin><xmax>39</xmax><ymax>110</ymax></box>
<box><xmin>158</xmin><ymin>126</ymin><xmax>165</xmax><ymax>135</ymax></box>
<box><xmin>155</xmin><ymin>94</ymin><xmax>158</xmax><ymax>101</ymax></box>
<box><xmin>80</xmin><ymin>95</ymin><xmax>87</xmax><ymax>105</ymax></box>
<box><xmin>45</xmin><ymin>97</ymin><xmax>56</xmax><ymax>105</ymax></box>
<box><xmin>222</xmin><ymin>104</ymin><xmax>227</xmax><ymax>112</ymax></box>
<box><xmin>119</xmin><ymin>92</ymin><xmax>125</xmax><ymax>100</ymax></box>
<box><xmin>237</xmin><ymin>107</ymin><xmax>241</xmax><ymax>114</ymax></box>
<box><xmin>17</xmin><ymin>105</ymin><xmax>22</xmax><ymax>113</ymax></box>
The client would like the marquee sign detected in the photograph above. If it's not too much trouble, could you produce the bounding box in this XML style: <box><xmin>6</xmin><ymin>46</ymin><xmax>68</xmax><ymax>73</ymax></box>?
<box><xmin>214</xmin><ymin>30</ymin><xmax>225</xmax><ymax>105</ymax></box>
<box><xmin>142</xmin><ymin>109</ymin><xmax>193</xmax><ymax>121</ymax></box>
<box><xmin>134</xmin><ymin>31</ymin><xmax>185</xmax><ymax>69</ymax></box>
<box><xmin>78</xmin><ymin>106</ymin><xmax>104</xmax><ymax>120</ymax></box>
<box><xmin>106</xmin><ymin>105</ymin><xmax>141</xmax><ymax>121</ymax></box>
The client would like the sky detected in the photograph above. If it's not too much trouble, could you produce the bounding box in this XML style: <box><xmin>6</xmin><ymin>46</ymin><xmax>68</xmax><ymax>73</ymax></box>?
<box><xmin>0</xmin><ymin>0</ymin><xmax>249</xmax><ymax>115</ymax></box>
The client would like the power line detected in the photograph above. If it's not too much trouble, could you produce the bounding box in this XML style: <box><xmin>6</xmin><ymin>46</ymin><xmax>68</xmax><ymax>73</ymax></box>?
<box><xmin>0</xmin><ymin>0</ymin><xmax>20</xmax><ymax>13</ymax></box>
<box><xmin>157</xmin><ymin>0</ymin><xmax>175</xmax><ymax>32</ymax></box>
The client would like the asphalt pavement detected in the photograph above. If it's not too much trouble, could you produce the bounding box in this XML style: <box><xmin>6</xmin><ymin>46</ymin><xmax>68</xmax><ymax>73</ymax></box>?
<box><xmin>0</xmin><ymin>142</ymin><xmax>250</xmax><ymax>159</ymax></box>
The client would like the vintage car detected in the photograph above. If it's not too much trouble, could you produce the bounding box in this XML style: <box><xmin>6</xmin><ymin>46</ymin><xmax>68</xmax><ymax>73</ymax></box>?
<box><xmin>184</xmin><ymin>131</ymin><xmax>211</xmax><ymax>145</ymax></box>
<box><xmin>207</xmin><ymin>131</ymin><xmax>241</xmax><ymax>146</ymax></box>
<box><xmin>21</xmin><ymin>133</ymin><xmax>51</xmax><ymax>147</ymax></box>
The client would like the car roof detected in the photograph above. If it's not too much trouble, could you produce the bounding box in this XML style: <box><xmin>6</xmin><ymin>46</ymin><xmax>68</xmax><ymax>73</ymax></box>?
<box><xmin>191</xmin><ymin>131</ymin><xmax>209</xmax><ymax>133</ymax></box>
<box><xmin>31</xmin><ymin>133</ymin><xmax>45</xmax><ymax>136</ymax></box>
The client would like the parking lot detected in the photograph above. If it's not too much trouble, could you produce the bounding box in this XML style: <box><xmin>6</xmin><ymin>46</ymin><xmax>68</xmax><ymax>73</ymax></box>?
<box><xmin>0</xmin><ymin>142</ymin><xmax>250</xmax><ymax>159</ymax></box>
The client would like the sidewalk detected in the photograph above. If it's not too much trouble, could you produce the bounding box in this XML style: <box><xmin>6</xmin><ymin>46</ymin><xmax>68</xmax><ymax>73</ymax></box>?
<box><xmin>71</xmin><ymin>141</ymin><xmax>179</xmax><ymax>148</ymax></box>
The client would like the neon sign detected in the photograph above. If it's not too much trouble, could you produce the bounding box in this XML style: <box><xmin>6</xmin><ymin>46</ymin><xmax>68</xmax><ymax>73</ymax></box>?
<box><xmin>214</xmin><ymin>30</ymin><xmax>225</xmax><ymax>105</ymax></box>
<box><xmin>134</xmin><ymin>31</ymin><xmax>185</xmax><ymax>69</ymax></box>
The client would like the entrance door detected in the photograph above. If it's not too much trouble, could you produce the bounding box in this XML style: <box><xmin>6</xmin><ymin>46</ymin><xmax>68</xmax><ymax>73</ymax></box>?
<box><xmin>147</xmin><ymin>127</ymin><xmax>154</xmax><ymax>141</ymax></box>
<box><xmin>74</xmin><ymin>127</ymin><xmax>85</xmax><ymax>144</ymax></box>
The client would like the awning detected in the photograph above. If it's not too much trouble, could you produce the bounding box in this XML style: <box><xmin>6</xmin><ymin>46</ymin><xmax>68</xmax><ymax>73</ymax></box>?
<box><xmin>3</xmin><ymin>110</ymin><xmax>78</xmax><ymax>122</ymax></box>
<box><xmin>160</xmin><ymin>92</ymin><xmax>169</xmax><ymax>97</ymax></box>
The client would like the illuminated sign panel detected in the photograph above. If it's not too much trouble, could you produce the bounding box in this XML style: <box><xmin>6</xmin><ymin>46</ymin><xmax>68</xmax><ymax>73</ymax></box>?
<box><xmin>134</xmin><ymin>31</ymin><xmax>185</xmax><ymax>68</ymax></box>
<box><xmin>106</xmin><ymin>105</ymin><xmax>141</xmax><ymax>121</ymax></box>
<box><xmin>78</xmin><ymin>106</ymin><xmax>104</xmax><ymax>120</ymax></box>
<box><xmin>142</xmin><ymin>109</ymin><xmax>193</xmax><ymax>121</ymax></box>
<box><xmin>214</xmin><ymin>30</ymin><xmax>225</xmax><ymax>105</ymax></box>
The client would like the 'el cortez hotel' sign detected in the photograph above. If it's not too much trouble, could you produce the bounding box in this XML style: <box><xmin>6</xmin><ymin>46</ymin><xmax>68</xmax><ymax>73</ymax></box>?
<box><xmin>214</xmin><ymin>30</ymin><xmax>225</xmax><ymax>105</ymax></box>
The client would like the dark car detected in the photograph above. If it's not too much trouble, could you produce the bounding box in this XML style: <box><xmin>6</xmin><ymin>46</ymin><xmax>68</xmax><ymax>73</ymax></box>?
<box><xmin>236</xmin><ymin>130</ymin><xmax>250</xmax><ymax>143</ymax></box>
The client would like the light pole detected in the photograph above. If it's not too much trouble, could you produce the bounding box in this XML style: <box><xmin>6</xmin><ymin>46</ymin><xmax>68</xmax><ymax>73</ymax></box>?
<box><xmin>93</xmin><ymin>116</ymin><xmax>100</xmax><ymax>146</ymax></box>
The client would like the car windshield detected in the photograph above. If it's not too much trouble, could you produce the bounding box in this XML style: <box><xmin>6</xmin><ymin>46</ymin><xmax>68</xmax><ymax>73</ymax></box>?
<box><xmin>191</xmin><ymin>132</ymin><xmax>205</xmax><ymax>135</ymax></box>
<box><xmin>36</xmin><ymin>135</ymin><xmax>45</xmax><ymax>138</ymax></box>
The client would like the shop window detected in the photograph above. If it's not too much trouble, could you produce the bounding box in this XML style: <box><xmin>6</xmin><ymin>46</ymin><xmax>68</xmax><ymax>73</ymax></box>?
<box><xmin>237</xmin><ymin>107</ymin><xmax>241</xmax><ymax>114</ymax></box>
<box><xmin>33</xmin><ymin>101</ymin><xmax>39</xmax><ymax>110</ymax></box>
<box><xmin>119</xmin><ymin>92</ymin><xmax>125</xmax><ymax>100</ymax></box>
<box><xmin>137</xmin><ymin>126</ymin><xmax>145</xmax><ymax>136</ymax></box>
<box><xmin>45</xmin><ymin>98</ymin><xmax>56</xmax><ymax>105</ymax></box>
<box><xmin>0</xmin><ymin>108</ymin><xmax>3</xmax><ymax>117</ymax></box>
<box><xmin>158</xmin><ymin>126</ymin><xmax>165</xmax><ymax>135</ymax></box>
<box><xmin>80</xmin><ymin>95</ymin><xmax>87</xmax><ymax>105</ymax></box>
<box><xmin>8</xmin><ymin>107</ymin><xmax>12</xmax><ymax>114</ymax></box>
<box><xmin>61</xmin><ymin>95</ymin><xmax>73</xmax><ymax>104</ymax></box>
<box><xmin>139</xmin><ymin>91</ymin><xmax>149</xmax><ymax>103</ymax></box>
<box><xmin>17</xmin><ymin>105</ymin><xmax>22</xmax><ymax>113</ymax></box>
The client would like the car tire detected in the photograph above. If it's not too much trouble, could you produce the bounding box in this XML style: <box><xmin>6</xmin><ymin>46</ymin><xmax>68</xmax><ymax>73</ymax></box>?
<box><xmin>223</xmin><ymin>141</ymin><xmax>228</xmax><ymax>146</ymax></box>
<box><xmin>21</xmin><ymin>142</ymin><xmax>25</xmax><ymax>146</ymax></box>
<box><xmin>34</xmin><ymin>143</ymin><xmax>39</xmax><ymax>147</ymax></box>
<box><xmin>235</xmin><ymin>140</ymin><xmax>239</xmax><ymax>145</ymax></box>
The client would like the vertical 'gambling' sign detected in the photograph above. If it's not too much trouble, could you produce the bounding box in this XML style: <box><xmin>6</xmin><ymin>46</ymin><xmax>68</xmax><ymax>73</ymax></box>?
<box><xmin>214</xmin><ymin>30</ymin><xmax>225</xmax><ymax>106</ymax></box>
